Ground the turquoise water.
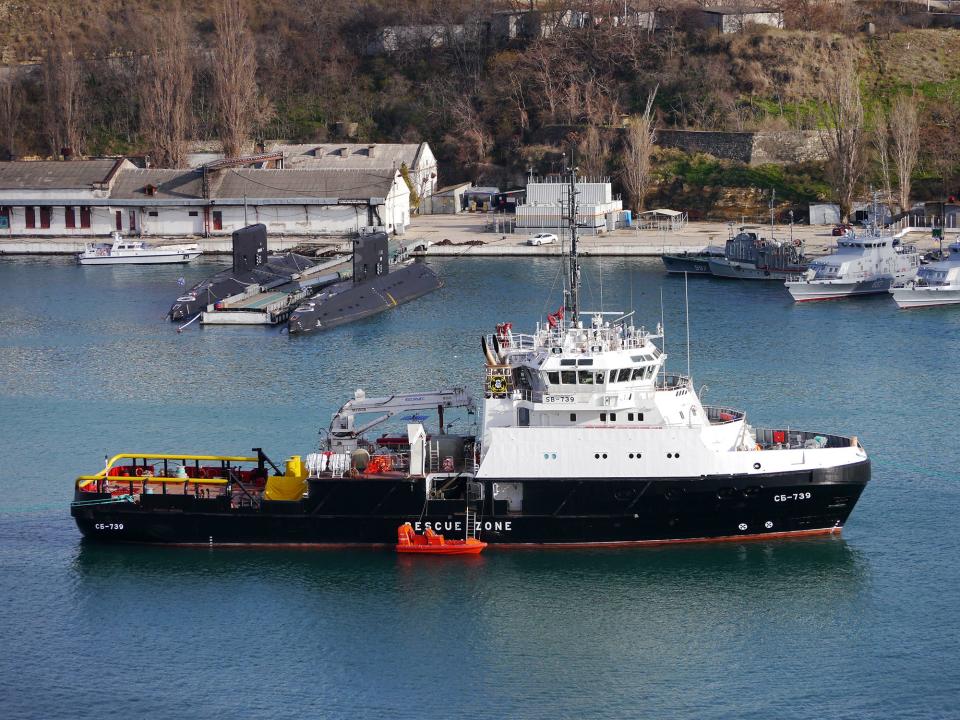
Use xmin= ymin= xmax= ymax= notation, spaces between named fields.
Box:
xmin=1 ymin=256 xmax=958 ymax=719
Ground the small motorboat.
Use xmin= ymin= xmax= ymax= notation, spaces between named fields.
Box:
xmin=396 ymin=523 xmax=487 ymax=555
xmin=78 ymin=231 xmax=202 ymax=265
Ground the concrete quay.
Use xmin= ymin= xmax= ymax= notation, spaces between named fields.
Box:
xmin=0 ymin=213 xmax=947 ymax=257
xmin=405 ymin=214 xmax=946 ymax=257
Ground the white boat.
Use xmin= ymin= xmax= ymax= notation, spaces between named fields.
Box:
xmin=785 ymin=231 xmax=919 ymax=302
xmin=78 ymin=232 xmax=202 ymax=265
xmin=890 ymin=242 xmax=960 ymax=309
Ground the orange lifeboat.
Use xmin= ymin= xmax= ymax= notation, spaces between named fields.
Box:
xmin=396 ymin=523 xmax=487 ymax=555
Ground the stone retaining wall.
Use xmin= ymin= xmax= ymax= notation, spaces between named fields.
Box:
xmin=656 ymin=129 xmax=827 ymax=165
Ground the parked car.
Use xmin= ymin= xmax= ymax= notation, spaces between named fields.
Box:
xmin=528 ymin=233 xmax=558 ymax=246
xmin=831 ymin=223 xmax=855 ymax=236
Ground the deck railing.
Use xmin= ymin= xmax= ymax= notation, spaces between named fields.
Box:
xmin=656 ymin=374 xmax=691 ymax=391
xmin=704 ymin=405 xmax=745 ymax=424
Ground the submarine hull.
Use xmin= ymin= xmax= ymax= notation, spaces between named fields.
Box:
xmin=288 ymin=261 xmax=442 ymax=334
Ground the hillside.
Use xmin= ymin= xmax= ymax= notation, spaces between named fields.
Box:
xmin=2 ymin=1 xmax=959 ymax=219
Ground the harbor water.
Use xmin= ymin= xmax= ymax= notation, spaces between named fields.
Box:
xmin=1 ymin=255 xmax=958 ymax=719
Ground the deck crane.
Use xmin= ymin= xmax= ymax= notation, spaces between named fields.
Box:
xmin=327 ymin=387 xmax=475 ymax=453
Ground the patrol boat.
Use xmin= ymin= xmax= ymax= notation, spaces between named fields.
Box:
xmin=785 ymin=231 xmax=920 ymax=301
xmin=707 ymin=229 xmax=808 ymax=280
xmin=71 ymin=169 xmax=870 ymax=547
xmin=890 ymin=241 xmax=960 ymax=309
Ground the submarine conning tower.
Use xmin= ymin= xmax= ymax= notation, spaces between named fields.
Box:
xmin=233 ymin=223 xmax=269 ymax=274
xmin=353 ymin=232 xmax=389 ymax=283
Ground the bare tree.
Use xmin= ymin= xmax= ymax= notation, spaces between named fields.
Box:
xmin=0 ymin=72 xmax=21 ymax=159
xmin=890 ymin=93 xmax=920 ymax=214
xmin=138 ymin=3 xmax=194 ymax=168
xmin=212 ymin=0 xmax=258 ymax=159
xmin=818 ymin=58 xmax=866 ymax=222
xmin=447 ymin=96 xmax=491 ymax=168
xmin=871 ymin=109 xmax=894 ymax=214
xmin=620 ymin=86 xmax=658 ymax=212
xmin=42 ymin=18 xmax=85 ymax=158
xmin=579 ymin=125 xmax=608 ymax=178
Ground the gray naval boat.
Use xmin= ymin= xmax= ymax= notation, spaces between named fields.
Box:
xmin=288 ymin=232 xmax=442 ymax=334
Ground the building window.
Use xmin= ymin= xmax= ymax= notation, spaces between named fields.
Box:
xmin=39 ymin=207 xmax=51 ymax=229
xmin=128 ymin=210 xmax=137 ymax=231
xmin=610 ymin=413 xmax=617 ymax=422
xmin=65 ymin=207 xmax=76 ymax=229
xmin=80 ymin=207 xmax=91 ymax=228
xmin=188 ymin=211 xmax=198 ymax=217
xmin=115 ymin=211 xmax=122 ymax=231
xmin=25 ymin=207 xmax=36 ymax=229
xmin=148 ymin=211 xmax=158 ymax=217
xmin=212 ymin=211 xmax=223 ymax=230
xmin=0 ymin=207 xmax=8 ymax=230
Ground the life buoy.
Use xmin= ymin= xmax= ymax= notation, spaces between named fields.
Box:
xmin=135 ymin=467 xmax=144 ymax=476
xmin=488 ymin=374 xmax=508 ymax=395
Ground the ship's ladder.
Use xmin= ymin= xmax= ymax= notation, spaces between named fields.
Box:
xmin=428 ymin=441 xmax=440 ymax=473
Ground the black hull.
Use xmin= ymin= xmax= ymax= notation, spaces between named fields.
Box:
xmin=169 ymin=252 xmax=320 ymax=320
xmin=287 ymin=261 xmax=442 ymax=334
xmin=661 ymin=254 xmax=717 ymax=274
xmin=72 ymin=461 xmax=869 ymax=547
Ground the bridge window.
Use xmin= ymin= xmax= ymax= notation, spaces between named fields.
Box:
xmin=547 ymin=371 xmax=559 ymax=384
xmin=578 ymin=370 xmax=594 ymax=385
xmin=600 ymin=413 xmax=606 ymax=422
xmin=631 ymin=367 xmax=645 ymax=380
xmin=569 ymin=413 xmax=576 ymax=422
xmin=617 ymin=368 xmax=631 ymax=382
xmin=610 ymin=413 xmax=617 ymax=422
xmin=560 ymin=370 xmax=576 ymax=384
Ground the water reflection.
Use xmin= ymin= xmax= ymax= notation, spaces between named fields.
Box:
xmin=70 ymin=535 xmax=868 ymax=601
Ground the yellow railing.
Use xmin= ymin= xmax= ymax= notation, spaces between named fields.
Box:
xmin=76 ymin=453 xmax=260 ymax=491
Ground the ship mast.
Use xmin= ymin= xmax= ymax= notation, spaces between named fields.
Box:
xmin=566 ymin=163 xmax=580 ymax=326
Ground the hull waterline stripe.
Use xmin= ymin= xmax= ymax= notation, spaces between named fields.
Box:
xmin=89 ymin=526 xmax=842 ymax=550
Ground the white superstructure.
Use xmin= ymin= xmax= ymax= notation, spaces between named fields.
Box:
xmin=477 ymin=313 xmax=865 ymax=483
xmin=785 ymin=232 xmax=919 ymax=302
xmin=890 ymin=242 xmax=960 ymax=308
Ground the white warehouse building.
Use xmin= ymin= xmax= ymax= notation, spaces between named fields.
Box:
xmin=515 ymin=177 xmax=623 ymax=235
xmin=0 ymin=160 xmax=412 ymax=238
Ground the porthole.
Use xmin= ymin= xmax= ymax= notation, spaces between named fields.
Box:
xmin=753 ymin=462 xmax=761 ymax=470
xmin=594 ymin=453 xmax=600 ymax=459
xmin=667 ymin=453 xmax=672 ymax=458
xmin=675 ymin=453 xmax=680 ymax=459
xmin=602 ymin=453 xmax=608 ymax=459
xmin=628 ymin=453 xmax=634 ymax=459
xmin=636 ymin=453 xmax=642 ymax=459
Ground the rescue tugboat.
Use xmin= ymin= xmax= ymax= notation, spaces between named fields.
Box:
xmin=71 ymin=169 xmax=870 ymax=548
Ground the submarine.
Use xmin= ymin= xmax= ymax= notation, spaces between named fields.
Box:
xmin=169 ymin=224 xmax=328 ymax=321
xmin=288 ymin=232 xmax=442 ymax=334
